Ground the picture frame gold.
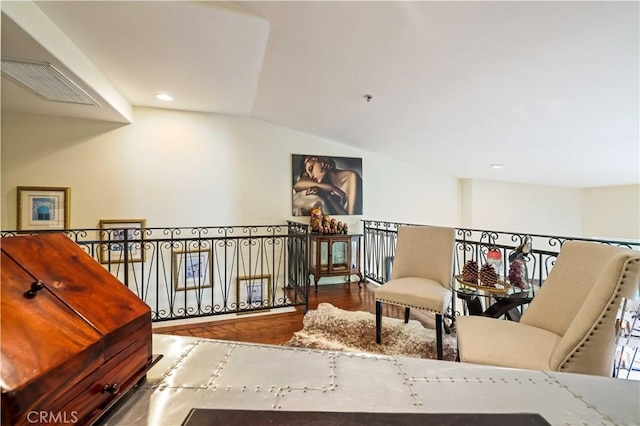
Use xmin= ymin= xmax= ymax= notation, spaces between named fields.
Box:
xmin=17 ymin=186 xmax=70 ymax=231
xmin=99 ymin=219 xmax=146 ymax=264
xmin=173 ymin=249 xmax=213 ymax=291
xmin=236 ymin=274 xmax=271 ymax=311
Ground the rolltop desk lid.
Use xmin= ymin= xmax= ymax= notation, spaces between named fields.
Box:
xmin=1 ymin=233 xmax=158 ymax=425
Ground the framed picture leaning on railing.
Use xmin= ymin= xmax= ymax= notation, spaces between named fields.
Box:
xmin=99 ymin=219 xmax=146 ymax=264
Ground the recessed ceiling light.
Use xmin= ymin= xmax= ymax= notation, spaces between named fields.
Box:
xmin=490 ymin=164 xmax=507 ymax=169
xmin=156 ymin=93 xmax=173 ymax=101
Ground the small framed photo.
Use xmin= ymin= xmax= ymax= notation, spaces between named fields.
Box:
xmin=173 ymin=249 xmax=213 ymax=291
xmin=99 ymin=219 xmax=146 ymax=264
xmin=17 ymin=186 xmax=70 ymax=231
xmin=236 ymin=275 xmax=271 ymax=310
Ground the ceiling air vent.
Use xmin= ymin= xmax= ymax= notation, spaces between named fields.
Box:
xmin=1 ymin=58 xmax=100 ymax=106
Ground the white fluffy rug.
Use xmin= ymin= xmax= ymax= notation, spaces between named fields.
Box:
xmin=284 ymin=303 xmax=457 ymax=361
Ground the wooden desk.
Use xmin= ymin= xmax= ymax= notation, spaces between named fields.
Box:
xmin=1 ymin=233 xmax=159 ymax=425
xmin=308 ymin=233 xmax=364 ymax=292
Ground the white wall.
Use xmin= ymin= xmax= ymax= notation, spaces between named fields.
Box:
xmin=1 ymin=107 xmax=461 ymax=230
xmin=582 ymin=185 xmax=640 ymax=240
xmin=3 ymin=108 xmax=637 ymax=241
xmin=460 ymin=179 xmax=583 ymax=237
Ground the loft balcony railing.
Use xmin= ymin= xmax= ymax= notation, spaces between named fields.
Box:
xmin=362 ymin=220 xmax=640 ymax=316
xmin=3 ymin=219 xmax=638 ymax=325
xmin=1 ymin=223 xmax=309 ymax=322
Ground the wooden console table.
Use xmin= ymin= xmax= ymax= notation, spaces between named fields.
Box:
xmin=308 ymin=233 xmax=364 ymax=292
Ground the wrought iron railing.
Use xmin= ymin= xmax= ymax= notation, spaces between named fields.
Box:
xmin=363 ymin=220 xmax=640 ymax=316
xmin=287 ymin=221 xmax=310 ymax=307
xmin=4 ymin=218 xmax=636 ymax=325
xmin=1 ymin=224 xmax=309 ymax=321
xmin=363 ymin=220 xmax=639 ymax=284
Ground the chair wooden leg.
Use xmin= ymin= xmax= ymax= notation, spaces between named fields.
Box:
xmin=376 ymin=301 xmax=382 ymax=344
xmin=404 ymin=307 xmax=410 ymax=323
xmin=435 ymin=313 xmax=444 ymax=360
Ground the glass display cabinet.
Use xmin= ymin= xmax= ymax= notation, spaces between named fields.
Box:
xmin=308 ymin=234 xmax=364 ymax=292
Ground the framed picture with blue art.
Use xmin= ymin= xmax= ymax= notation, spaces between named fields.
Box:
xmin=173 ymin=248 xmax=213 ymax=291
xmin=236 ymin=274 xmax=271 ymax=311
xmin=17 ymin=186 xmax=70 ymax=231
xmin=99 ymin=219 xmax=146 ymax=264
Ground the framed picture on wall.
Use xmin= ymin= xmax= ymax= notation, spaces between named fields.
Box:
xmin=17 ymin=186 xmax=70 ymax=231
xmin=173 ymin=249 xmax=213 ymax=291
xmin=291 ymin=154 xmax=363 ymax=216
xmin=236 ymin=275 xmax=271 ymax=310
xmin=99 ymin=219 xmax=146 ymax=264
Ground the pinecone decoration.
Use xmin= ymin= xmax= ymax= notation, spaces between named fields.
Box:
xmin=462 ymin=260 xmax=479 ymax=283
xmin=479 ymin=263 xmax=498 ymax=287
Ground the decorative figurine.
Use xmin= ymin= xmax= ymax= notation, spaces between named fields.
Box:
xmin=508 ymin=260 xmax=529 ymax=289
xmin=508 ymin=236 xmax=532 ymax=289
xmin=322 ymin=214 xmax=331 ymax=231
xmin=486 ymin=247 xmax=503 ymax=276
xmin=509 ymin=236 xmax=532 ymax=263
xmin=310 ymin=207 xmax=323 ymax=233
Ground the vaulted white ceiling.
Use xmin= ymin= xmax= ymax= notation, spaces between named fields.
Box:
xmin=2 ymin=1 xmax=638 ymax=188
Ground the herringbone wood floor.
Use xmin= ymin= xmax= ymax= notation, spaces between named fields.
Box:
xmin=154 ymin=282 xmax=437 ymax=345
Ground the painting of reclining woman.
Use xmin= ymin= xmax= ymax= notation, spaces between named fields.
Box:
xmin=292 ymin=154 xmax=363 ymax=216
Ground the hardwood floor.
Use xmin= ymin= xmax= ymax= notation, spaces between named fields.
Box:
xmin=154 ymin=282 xmax=437 ymax=345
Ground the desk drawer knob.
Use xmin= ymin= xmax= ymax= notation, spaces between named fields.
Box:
xmin=23 ymin=280 xmax=45 ymax=299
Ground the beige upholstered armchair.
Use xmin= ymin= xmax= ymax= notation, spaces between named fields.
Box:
xmin=375 ymin=225 xmax=455 ymax=360
xmin=457 ymin=241 xmax=640 ymax=376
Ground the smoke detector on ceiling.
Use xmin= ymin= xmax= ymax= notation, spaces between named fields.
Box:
xmin=1 ymin=58 xmax=100 ymax=106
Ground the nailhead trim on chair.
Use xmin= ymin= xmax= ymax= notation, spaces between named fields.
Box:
xmin=374 ymin=298 xmax=444 ymax=314
xmin=558 ymin=256 xmax=638 ymax=373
